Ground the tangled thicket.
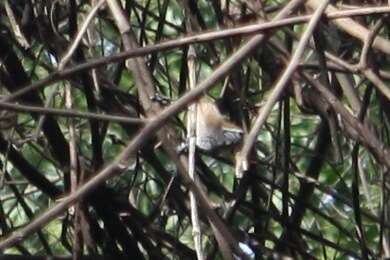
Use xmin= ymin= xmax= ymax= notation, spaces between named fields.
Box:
xmin=0 ymin=0 xmax=390 ymax=259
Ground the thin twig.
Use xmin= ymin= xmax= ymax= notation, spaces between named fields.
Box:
xmin=355 ymin=19 xmax=390 ymax=101
xmin=58 ymin=0 xmax=106 ymax=70
xmin=0 ymin=101 xmax=145 ymax=125
xmin=184 ymin=2 xmax=204 ymax=258
xmin=4 ymin=0 xmax=30 ymax=48
xmin=85 ymin=4 xmax=102 ymax=100
xmin=187 ymin=45 xmax=204 ymax=260
xmin=65 ymin=81 xmax=83 ymax=260
xmin=358 ymin=19 xmax=385 ymax=69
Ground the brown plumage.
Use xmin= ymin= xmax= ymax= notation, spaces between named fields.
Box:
xmin=196 ymin=99 xmax=243 ymax=151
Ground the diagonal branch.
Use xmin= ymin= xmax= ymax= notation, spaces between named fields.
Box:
xmin=237 ymin=0 xmax=330 ymax=175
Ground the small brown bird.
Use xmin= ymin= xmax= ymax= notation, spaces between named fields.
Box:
xmin=196 ymin=98 xmax=243 ymax=151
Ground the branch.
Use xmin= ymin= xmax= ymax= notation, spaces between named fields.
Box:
xmin=0 ymin=101 xmax=145 ymax=125
xmin=58 ymin=0 xmax=106 ymax=70
xmin=187 ymin=44 xmax=204 ymax=260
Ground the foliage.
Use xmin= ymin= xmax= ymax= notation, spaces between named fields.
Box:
xmin=0 ymin=0 xmax=389 ymax=259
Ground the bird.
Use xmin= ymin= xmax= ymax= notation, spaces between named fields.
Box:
xmin=195 ymin=98 xmax=243 ymax=151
